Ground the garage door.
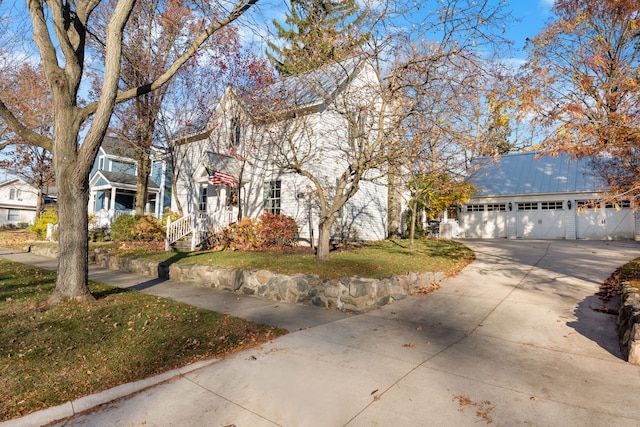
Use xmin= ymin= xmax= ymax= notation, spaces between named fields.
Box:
xmin=575 ymin=201 xmax=635 ymax=239
xmin=462 ymin=204 xmax=507 ymax=238
xmin=516 ymin=201 xmax=565 ymax=239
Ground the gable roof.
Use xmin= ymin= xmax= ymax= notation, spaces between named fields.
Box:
xmin=466 ymin=152 xmax=607 ymax=197
xmin=101 ymin=136 xmax=138 ymax=159
xmin=258 ymin=56 xmax=365 ymax=110
xmin=0 ymin=178 xmax=26 ymax=189
xmin=93 ymin=171 xmax=159 ymax=190
xmin=173 ymin=56 xmax=374 ymax=142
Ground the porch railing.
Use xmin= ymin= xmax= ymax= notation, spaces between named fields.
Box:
xmin=165 ymin=209 xmax=237 ymax=251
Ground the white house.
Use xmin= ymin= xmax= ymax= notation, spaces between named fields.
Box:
xmin=168 ymin=57 xmax=396 ymax=249
xmin=0 ymin=178 xmax=45 ymax=227
xmin=88 ymin=136 xmax=172 ymax=228
xmin=459 ymin=151 xmax=640 ymax=240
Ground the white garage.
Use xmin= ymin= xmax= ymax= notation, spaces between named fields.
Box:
xmin=459 ymin=152 xmax=640 ymax=241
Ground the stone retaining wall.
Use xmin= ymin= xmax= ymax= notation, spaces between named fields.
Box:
xmin=29 ymin=245 xmax=443 ymax=313
xmin=25 ymin=244 xmax=640 ymax=359
xmin=617 ymin=283 xmax=640 ymax=365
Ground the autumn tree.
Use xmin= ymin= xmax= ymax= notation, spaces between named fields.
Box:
xmin=0 ymin=0 xmax=259 ymax=303
xmin=266 ymin=0 xmax=370 ymax=75
xmin=159 ymin=46 xmax=274 ymax=217
xmin=405 ymin=173 xmax=474 ymax=248
xmin=254 ymin=0 xmax=511 ymax=260
xmin=0 ymin=63 xmax=55 ymax=217
xmin=88 ymin=0 xmax=240 ymax=217
xmin=522 ymin=0 xmax=640 ymax=204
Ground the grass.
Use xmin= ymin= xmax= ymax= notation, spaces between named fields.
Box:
xmin=0 ymin=231 xmax=474 ymax=280
xmin=0 ymin=260 xmax=286 ymax=422
xmin=618 ymin=256 xmax=640 ymax=291
xmin=126 ymin=239 xmax=475 ymax=279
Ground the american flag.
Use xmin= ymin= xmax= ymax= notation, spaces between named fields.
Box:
xmin=209 ymin=170 xmax=236 ymax=186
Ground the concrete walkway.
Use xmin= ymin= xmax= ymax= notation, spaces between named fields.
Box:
xmin=2 ymin=240 xmax=640 ymax=426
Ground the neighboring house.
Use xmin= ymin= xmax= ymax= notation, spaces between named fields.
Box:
xmin=459 ymin=151 xmax=640 ymax=240
xmin=88 ymin=136 xmax=171 ymax=228
xmin=0 ymin=178 xmax=52 ymax=227
xmin=168 ymin=57 xmax=397 ymax=249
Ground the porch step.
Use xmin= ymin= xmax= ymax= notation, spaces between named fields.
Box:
xmin=169 ymin=235 xmax=193 ymax=252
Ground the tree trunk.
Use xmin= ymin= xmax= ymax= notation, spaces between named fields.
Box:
xmin=387 ymin=163 xmax=403 ymax=238
xmin=135 ymin=148 xmax=151 ymax=216
xmin=35 ymin=186 xmax=44 ymax=218
xmin=409 ymin=199 xmax=417 ymax=250
xmin=315 ymin=217 xmax=334 ymax=261
xmin=48 ymin=168 xmax=93 ymax=304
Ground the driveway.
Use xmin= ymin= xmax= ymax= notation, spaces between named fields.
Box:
xmin=31 ymin=240 xmax=640 ymax=425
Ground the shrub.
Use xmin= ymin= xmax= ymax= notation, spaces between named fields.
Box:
xmin=111 ymin=215 xmax=166 ymax=242
xmin=110 ymin=215 xmax=138 ymax=241
xmin=256 ymin=213 xmax=298 ymax=247
xmin=132 ymin=215 xmax=165 ymax=241
xmin=28 ymin=208 xmax=58 ymax=240
xmin=203 ymin=214 xmax=298 ymax=251
xmin=162 ymin=210 xmax=181 ymax=226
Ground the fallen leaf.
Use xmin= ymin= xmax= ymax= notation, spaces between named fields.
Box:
xmin=416 ymin=326 xmax=422 ymax=331
xmin=403 ymin=343 xmax=416 ymax=348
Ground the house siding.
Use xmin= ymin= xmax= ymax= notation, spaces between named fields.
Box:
xmin=172 ymin=60 xmax=393 ymax=244
xmin=0 ymin=179 xmax=40 ymax=226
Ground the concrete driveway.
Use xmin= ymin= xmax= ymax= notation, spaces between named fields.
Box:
xmin=12 ymin=239 xmax=640 ymax=426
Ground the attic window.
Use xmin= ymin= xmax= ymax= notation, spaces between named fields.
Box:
xmin=9 ymin=189 xmax=21 ymax=200
xmin=230 ymin=117 xmax=241 ymax=148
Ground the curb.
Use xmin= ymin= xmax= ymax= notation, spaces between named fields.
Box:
xmin=0 ymin=359 xmax=219 ymax=427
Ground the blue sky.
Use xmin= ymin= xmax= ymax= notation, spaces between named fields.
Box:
xmin=504 ymin=0 xmax=555 ymax=58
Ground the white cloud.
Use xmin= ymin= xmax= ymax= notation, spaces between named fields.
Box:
xmin=539 ymin=0 xmax=555 ymax=11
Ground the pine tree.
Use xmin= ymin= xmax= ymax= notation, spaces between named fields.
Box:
xmin=266 ymin=0 xmax=369 ymax=76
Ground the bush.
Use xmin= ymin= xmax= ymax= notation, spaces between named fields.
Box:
xmin=132 ymin=215 xmax=165 ymax=241
xmin=257 ymin=213 xmax=298 ymax=247
xmin=28 ymin=208 xmax=58 ymax=240
xmin=111 ymin=214 xmax=165 ymax=242
xmin=110 ymin=215 xmax=138 ymax=241
xmin=204 ymin=214 xmax=298 ymax=251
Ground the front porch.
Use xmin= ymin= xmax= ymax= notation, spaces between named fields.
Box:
xmin=89 ymin=170 xmax=161 ymax=228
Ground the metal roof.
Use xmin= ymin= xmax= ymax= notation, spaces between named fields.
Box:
xmin=466 ymin=152 xmax=607 ymax=197
xmin=260 ymin=56 xmax=363 ymax=109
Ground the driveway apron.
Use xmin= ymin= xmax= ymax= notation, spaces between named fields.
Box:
xmin=6 ymin=240 xmax=640 ymax=427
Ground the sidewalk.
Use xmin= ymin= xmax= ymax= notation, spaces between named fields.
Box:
xmin=0 ymin=247 xmax=348 ymax=332
xmin=2 ymin=240 xmax=640 ymax=426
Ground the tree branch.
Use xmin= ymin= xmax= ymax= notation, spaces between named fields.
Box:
xmin=79 ymin=0 xmax=259 ymax=119
xmin=0 ymin=99 xmax=52 ymax=151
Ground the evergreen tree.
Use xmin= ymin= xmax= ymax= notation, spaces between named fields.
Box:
xmin=266 ymin=0 xmax=369 ymax=75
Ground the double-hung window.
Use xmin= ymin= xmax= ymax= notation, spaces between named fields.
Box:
xmin=263 ymin=181 xmax=281 ymax=214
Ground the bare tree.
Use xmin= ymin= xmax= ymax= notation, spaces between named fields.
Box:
xmin=0 ymin=0 xmax=259 ymax=303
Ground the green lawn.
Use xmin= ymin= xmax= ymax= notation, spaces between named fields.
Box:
xmin=126 ymin=239 xmax=475 ymax=279
xmin=0 ymin=260 xmax=285 ymax=422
